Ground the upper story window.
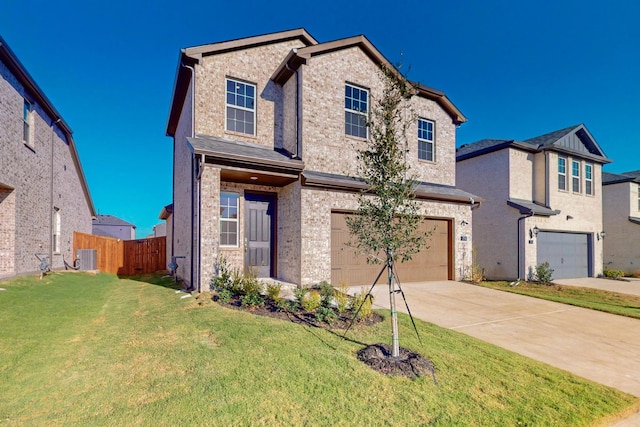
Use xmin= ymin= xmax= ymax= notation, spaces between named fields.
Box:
xmin=220 ymin=192 xmax=239 ymax=247
xmin=345 ymin=84 xmax=368 ymax=138
xmin=418 ymin=118 xmax=435 ymax=161
xmin=572 ymin=160 xmax=581 ymax=193
xmin=23 ymin=99 xmax=33 ymax=146
xmin=226 ymin=78 xmax=255 ymax=135
xmin=558 ymin=157 xmax=567 ymax=190
xmin=585 ymin=163 xmax=594 ymax=195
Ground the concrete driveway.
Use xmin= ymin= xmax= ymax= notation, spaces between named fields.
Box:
xmin=356 ymin=280 xmax=640 ymax=399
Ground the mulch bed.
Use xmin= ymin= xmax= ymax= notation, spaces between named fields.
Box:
xmin=212 ymin=293 xmax=437 ymax=380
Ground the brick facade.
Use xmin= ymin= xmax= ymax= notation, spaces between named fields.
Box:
xmin=0 ymin=39 xmax=94 ymax=278
xmin=166 ymin=30 xmax=475 ymax=291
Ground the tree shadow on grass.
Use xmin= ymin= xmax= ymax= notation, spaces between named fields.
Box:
xmin=117 ymin=272 xmax=183 ymax=290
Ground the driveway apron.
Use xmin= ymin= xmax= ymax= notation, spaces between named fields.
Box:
xmin=357 ymin=280 xmax=640 ymax=398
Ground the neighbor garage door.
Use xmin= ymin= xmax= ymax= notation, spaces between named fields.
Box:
xmin=331 ymin=212 xmax=451 ymax=286
xmin=536 ymin=231 xmax=590 ymax=279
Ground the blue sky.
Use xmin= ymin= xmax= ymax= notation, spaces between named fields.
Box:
xmin=2 ymin=0 xmax=638 ymax=237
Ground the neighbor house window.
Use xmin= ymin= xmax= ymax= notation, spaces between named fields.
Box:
xmin=226 ymin=78 xmax=255 ymax=135
xmin=52 ymin=208 xmax=61 ymax=253
xmin=345 ymin=84 xmax=368 ymax=138
xmin=220 ymin=192 xmax=239 ymax=246
xmin=23 ymin=99 xmax=32 ymax=146
xmin=558 ymin=157 xmax=567 ymax=190
xmin=572 ymin=160 xmax=581 ymax=193
xmin=585 ymin=163 xmax=593 ymax=195
xmin=418 ymin=118 xmax=435 ymax=161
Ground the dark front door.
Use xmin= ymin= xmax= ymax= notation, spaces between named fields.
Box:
xmin=244 ymin=193 xmax=275 ymax=278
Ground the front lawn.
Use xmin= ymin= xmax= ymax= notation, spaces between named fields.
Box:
xmin=0 ymin=272 xmax=637 ymax=426
xmin=478 ymin=280 xmax=640 ymax=319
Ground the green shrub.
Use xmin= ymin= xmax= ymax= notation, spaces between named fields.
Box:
xmin=534 ymin=262 xmax=554 ymax=285
xmin=318 ymin=281 xmax=334 ymax=308
xmin=335 ymin=282 xmax=350 ymax=314
xmin=301 ymin=291 xmax=321 ymax=312
xmin=603 ymin=268 xmax=624 ymax=280
xmin=266 ymin=282 xmax=282 ymax=303
xmin=211 ymin=255 xmax=233 ymax=291
xmin=217 ymin=288 xmax=233 ymax=304
xmin=292 ymin=287 xmax=308 ymax=310
xmin=241 ymin=271 xmax=262 ymax=296
xmin=352 ymin=288 xmax=374 ymax=320
xmin=241 ymin=292 xmax=264 ymax=308
xmin=316 ymin=306 xmax=338 ymax=324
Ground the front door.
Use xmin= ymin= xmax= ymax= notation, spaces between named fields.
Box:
xmin=244 ymin=193 xmax=275 ymax=278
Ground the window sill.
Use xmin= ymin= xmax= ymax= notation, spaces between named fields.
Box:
xmin=418 ymin=158 xmax=436 ymax=165
xmin=23 ymin=141 xmax=36 ymax=153
xmin=345 ymin=134 xmax=368 ymax=142
xmin=225 ymin=130 xmax=257 ymax=140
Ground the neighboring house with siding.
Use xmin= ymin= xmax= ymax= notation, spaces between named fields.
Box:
xmin=456 ymin=124 xmax=610 ymax=280
xmin=602 ymin=170 xmax=640 ymax=275
xmin=0 ymin=35 xmax=95 ymax=278
xmin=92 ymin=214 xmax=136 ymax=240
xmin=166 ymin=28 xmax=479 ymax=292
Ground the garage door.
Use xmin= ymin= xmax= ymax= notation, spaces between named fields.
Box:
xmin=331 ymin=212 xmax=451 ymax=286
xmin=536 ymin=232 xmax=590 ymax=279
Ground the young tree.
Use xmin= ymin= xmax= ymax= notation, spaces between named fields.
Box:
xmin=346 ymin=66 xmax=429 ymax=358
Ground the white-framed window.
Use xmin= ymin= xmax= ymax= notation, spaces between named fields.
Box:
xmin=572 ymin=160 xmax=581 ymax=193
xmin=418 ymin=118 xmax=435 ymax=161
xmin=585 ymin=163 xmax=594 ymax=195
xmin=53 ymin=208 xmax=61 ymax=253
xmin=637 ymin=184 xmax=640 ymax=212
xmin=23 ymin=99 xmax=33 ymax=146
xmin=558 ymin=156 xmax=567 ymax=190
xmin=344 ymin=84 xmax=368 ymax=138
xmin=226 ymin=78 xmax=256 ymax=135
xmin=220 ymin=192 xmax=239 ymax=246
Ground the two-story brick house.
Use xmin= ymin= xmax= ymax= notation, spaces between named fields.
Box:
xmin=166 ymin=29 xmax=479 ymax=291
xmin=456 ymin=124 xmax=610 ymax=280
xmin=602 ymin=170 xmax=640 ymax=275
xmin=0 ymin=36 xmax=95 ymax=278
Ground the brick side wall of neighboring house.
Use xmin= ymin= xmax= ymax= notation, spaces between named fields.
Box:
xmin=195 ymin=39 xmax=307 ymax=148
xmin=456 ymin=149 xmax=517 ymax=279
xmin=603 ymin=182 xmax=639 ymax=274
xmin=172 ymin=78 xmax=194 ymax=286
xmin=0 ymin=59 xmax=91 ymax=277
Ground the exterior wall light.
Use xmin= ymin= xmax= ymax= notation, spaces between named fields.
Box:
xmin=533 ymin=226 xmax=539 ymax=236
xmin=600 ymin=231 xmax=606 ymax=239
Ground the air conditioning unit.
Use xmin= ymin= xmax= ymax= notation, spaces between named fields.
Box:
xmin=77 ymin=249 xmax=97 ymax=271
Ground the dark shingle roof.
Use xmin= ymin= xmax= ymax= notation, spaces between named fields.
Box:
xmin=92 ymin=214 xmax=135 ymax=228
xmin=506 ymin=198 xmax=560 ymax=217
xmin=603 ymin=171 xmax=640 ymax=185
xmin=522 ymin=125 xmax=580 ymax=147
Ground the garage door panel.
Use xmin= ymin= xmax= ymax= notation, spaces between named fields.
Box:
xmin=331 ymin=213 xmax=450 ymax=285
xmin=537 ymin=232 xmax=590 ymax=280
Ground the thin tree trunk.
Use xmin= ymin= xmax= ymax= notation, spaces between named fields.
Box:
xmin=388 ymin=251 xmax=400 ymax=358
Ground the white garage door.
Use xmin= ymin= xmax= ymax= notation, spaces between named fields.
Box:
xmin=536 ymin=232 xmax=590 ymax=279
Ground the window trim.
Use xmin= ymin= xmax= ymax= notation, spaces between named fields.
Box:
xmin=572 ymin=160 xmax=581 ymax=193
xmin=584 ymin=163 xmax=594 ymax=196
xmin=344 ymin=83 xmax=369 ymax=139
xmin=220 ymin=192 xmax=239 ymax=247
xmin=637 ymin=184 xmax=640 ymax=212
xmin=417 ymin=118 xmax=435 ymax=162
xmin=23 ymin=98 xmax=33 ymax=147
xmin=558 ymin=156 xmax=567 ymax=191
xmin=225 ymin=77 xmax=256 ymax=136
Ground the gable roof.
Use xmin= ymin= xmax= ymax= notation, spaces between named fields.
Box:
xmin=457 ymin=124 xmax=611 ymax=164
xmin=0 ymin=35 xmax=96 ymax=217
xmin=270 ymin=34 xmax=466 ymax=125
xmin=92 ymin=214 xmax=136 ymax=228
xmin=166 ymin=29 xmax=317 ymax=137
xmin=602 ymin=171 xmax=640 ymax=185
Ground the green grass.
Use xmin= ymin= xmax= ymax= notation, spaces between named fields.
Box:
xmin=0 ymin=272 xmax=637 ymax=426
xmin=478 ymin=280 xmax=640 ymax=319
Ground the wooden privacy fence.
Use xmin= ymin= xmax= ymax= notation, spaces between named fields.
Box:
xmin=73 ymin=232 xmax=167 ymax=275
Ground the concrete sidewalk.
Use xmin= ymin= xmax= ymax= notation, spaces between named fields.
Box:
xmin=351 ymin=280 xmax=640 ymax=424
xmin=554 ymin=277 xmax=640 ymax=297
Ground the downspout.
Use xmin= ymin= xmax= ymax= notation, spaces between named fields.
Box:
xmin=285 ymin=56 xmax=301 ymax=160
xmin=181 ymin=61 xmax=196 ymax=290
xmin=517 ymin=211 xmax=534 ymax=279
xmin=195 ymin=156 xmax=203 ymax=292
